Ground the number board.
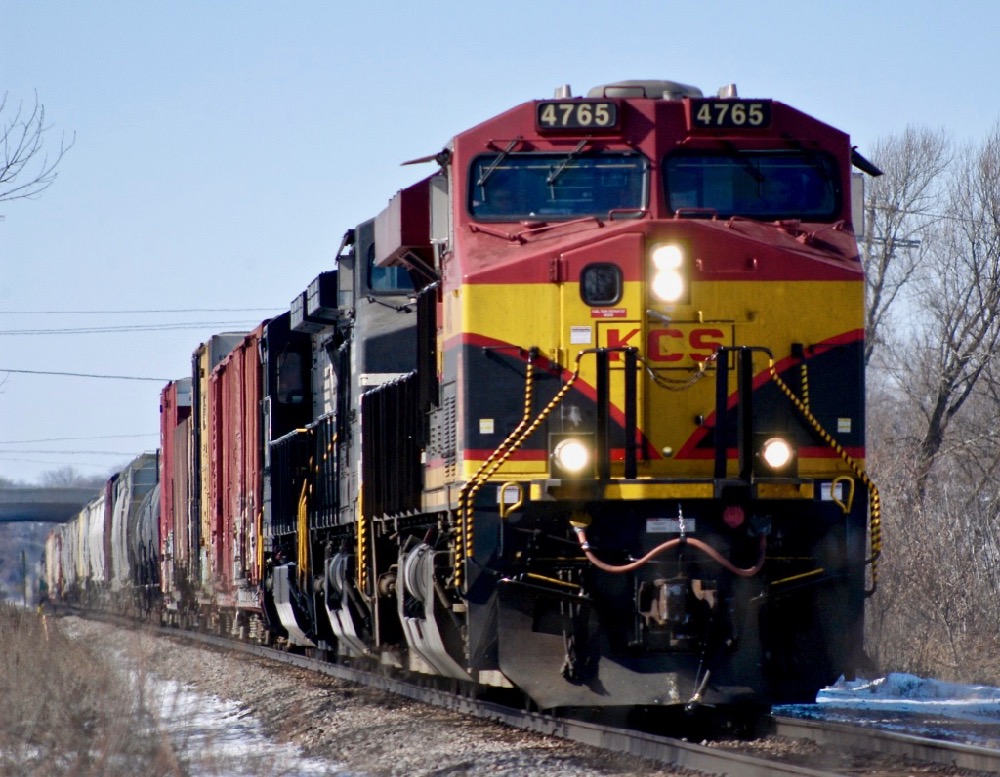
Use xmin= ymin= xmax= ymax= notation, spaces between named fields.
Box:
xmin=537 ymin=100 xmax=618 ymax=130
xmin=690 ymin=99 xmax=772 ymax=129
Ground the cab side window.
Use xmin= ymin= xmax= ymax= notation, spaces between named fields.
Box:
xmin=367 ymin=243 xmax=414 ymax=293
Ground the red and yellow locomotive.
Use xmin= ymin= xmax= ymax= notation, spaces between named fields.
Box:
xmin=316 ymin=78 xmax=880 ymax=711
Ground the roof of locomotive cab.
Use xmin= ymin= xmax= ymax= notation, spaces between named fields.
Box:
xmin=443 ymin=84 xmax=857 ymax=257
xmin=449 ymin=80 xmax=852 ymax=159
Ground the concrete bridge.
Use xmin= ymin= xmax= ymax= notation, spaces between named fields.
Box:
xmin=0 ymin=487 xmax=96 ymax=522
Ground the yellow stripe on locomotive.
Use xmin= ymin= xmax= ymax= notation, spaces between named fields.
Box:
xmin=453 ymin=273 xmax=865 ymax=485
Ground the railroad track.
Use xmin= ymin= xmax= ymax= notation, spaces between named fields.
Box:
xmin=129 ymin=618 xmax=998 ymax=777
xmin=60 ymin=608 xmax=1000 ymax=775
xmin=773 ymin=716 xmax=1000 ymax=774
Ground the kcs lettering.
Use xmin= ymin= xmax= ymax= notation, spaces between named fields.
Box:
xmin=604 ymin=326 xmax=725 ymax=363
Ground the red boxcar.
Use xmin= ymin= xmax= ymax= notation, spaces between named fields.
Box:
xmin=159 ymin=378 xmax=193 ymax=620
xmin=207 ymin=324 xmax=266 ymax=622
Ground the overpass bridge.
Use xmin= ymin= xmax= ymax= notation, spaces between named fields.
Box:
xmin=0 ymin=487 xmax=97 ymax=523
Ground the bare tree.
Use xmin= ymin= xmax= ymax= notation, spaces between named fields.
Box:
xmin=38 ymin=466 xmax=105 ymax=489
xmin=862 ymin=127 xmax=952 ymax=365
xmin=902 ymin=124 xmax=1000 ymax=496
xmin=866 ymin=125 xmax=1000 ymax=682
xmin=0 ymin=91 xmax=74 ymax=209
xmin=867 ymin=382 xmax=1000 ymax=682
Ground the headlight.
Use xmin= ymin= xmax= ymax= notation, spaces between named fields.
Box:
xmin=649 ymin=243 xmax=686 ymax=303
xmin=552 ymin=437 xmax=591 ymax=475
xmin=651 ymin=244 xmax=684 ymax=270
xmin=761 ymin=437 xmax=794 ymax=470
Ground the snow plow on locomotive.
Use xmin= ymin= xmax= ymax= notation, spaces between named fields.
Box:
xmin=47 ymin=78 xmax=881 ymax=719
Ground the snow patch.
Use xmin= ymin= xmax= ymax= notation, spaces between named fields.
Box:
xmin=815 ymin=673 xmax=1000 ymax=723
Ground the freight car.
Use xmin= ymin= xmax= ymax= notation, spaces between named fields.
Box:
xmin=45 ymin=452 xmax=159 ymax=616
xmin=48 ymin=78 xmax=882 ymax=720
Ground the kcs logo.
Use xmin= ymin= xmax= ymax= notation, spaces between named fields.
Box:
xmin=604 ymin=325 xmax=727 ymax=364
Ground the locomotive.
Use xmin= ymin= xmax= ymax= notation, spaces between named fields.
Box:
xmin=47 ymin=78 xmax=881 ymax=716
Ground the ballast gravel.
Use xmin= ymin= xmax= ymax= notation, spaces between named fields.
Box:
xmin=60 ymin=616 xmax=989 ymax=776
xmin=60 ymin=616 xmax=708 ymax=776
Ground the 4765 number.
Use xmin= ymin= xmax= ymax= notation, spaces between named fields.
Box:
xmin=691 ymin=99 xmax=772 ymax=129
xmin=537 ymin=101 xmax=618 ymax=130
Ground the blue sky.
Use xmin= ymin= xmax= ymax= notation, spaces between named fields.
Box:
xmin=2 ymin=1 xmax=998 ymax=483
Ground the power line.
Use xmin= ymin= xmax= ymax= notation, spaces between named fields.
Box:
xmin=0 ymin=321 xmax=259 ymax=335
xmin=0 ymin=449 xmax=145 ymax=455
xmin=867 ymin=202 xmax=987 ymax=226
xmin=0 ymin=455 xmax=120 ymax=471
xmin=0 ymin=307 xmax=278 ymax=315
xmin=1 ymin=368 xmax=171 ymax=381
xmin=0 ymin=434 xmax=157 ymax=444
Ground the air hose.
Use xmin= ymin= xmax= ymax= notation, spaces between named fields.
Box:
xmin=570 ymin=520 xmax=767 ymax=578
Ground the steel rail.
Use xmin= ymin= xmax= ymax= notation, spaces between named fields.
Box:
xmin=167 ymin=626 xmax=845 ymax=777
xmin=774 ymin=716 xmax=1000 ymax=774
xmin=71 ymin=611 xmax=1000 ymax=775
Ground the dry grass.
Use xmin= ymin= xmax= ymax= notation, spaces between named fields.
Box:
xmin=0 ymin=604 xmax=183 ymax=776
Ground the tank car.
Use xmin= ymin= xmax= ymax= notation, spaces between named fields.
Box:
xmin=108 ymin=452 xmax=159 ymax=614
xmin=45 ymin=452 xmax=160 ymax=615
xmin=262 ymin=78 xmax=881 ymax=713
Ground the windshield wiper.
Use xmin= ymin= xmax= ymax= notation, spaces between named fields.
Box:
xmin=546 ymin=140 xmax=589 ymax=185
xmin=724 ymin=141 xmax=764 ymax=184
xmin=477 ymin=138 xmax=521 ymax=187
xmin=785 ymin=139 xmax=834 ymax=181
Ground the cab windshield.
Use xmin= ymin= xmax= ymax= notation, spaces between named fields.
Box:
xmin=469 ymin=152 xmax=647 ymax=221
xmin=664 ymin=151 xmax=839 ymax=221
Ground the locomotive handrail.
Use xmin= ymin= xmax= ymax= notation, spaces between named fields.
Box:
xmin=468 ymin=215 xmax=607 ymax=243
xmin=455 ymin=348 xmax=543 ymax=589
xmin=672 ymin=207 xmax=719 ymax=220
xmin=711 ymin=346 xmax=774 ymax=481
xmin=297 ymin=471 xmax=310 ymax=589
xmin=498 ymin=482 xmax=524 ymax=520
xmin=467 ymin=223 xmax=521 ymax=240
xmin=768 ymin=358 xmax=882 ymax=596
xmin=456 ymin=346 xmax=632 ymax=589
xmin=607 ymin=206 xmax=647 ymax=220
xmin=510 ymin=215 xmax=603 ymax=242
xmin=831 ymin=475 xmax=856 ymax=515
xmin=794 ymin=219 xmax=848 ymax=245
